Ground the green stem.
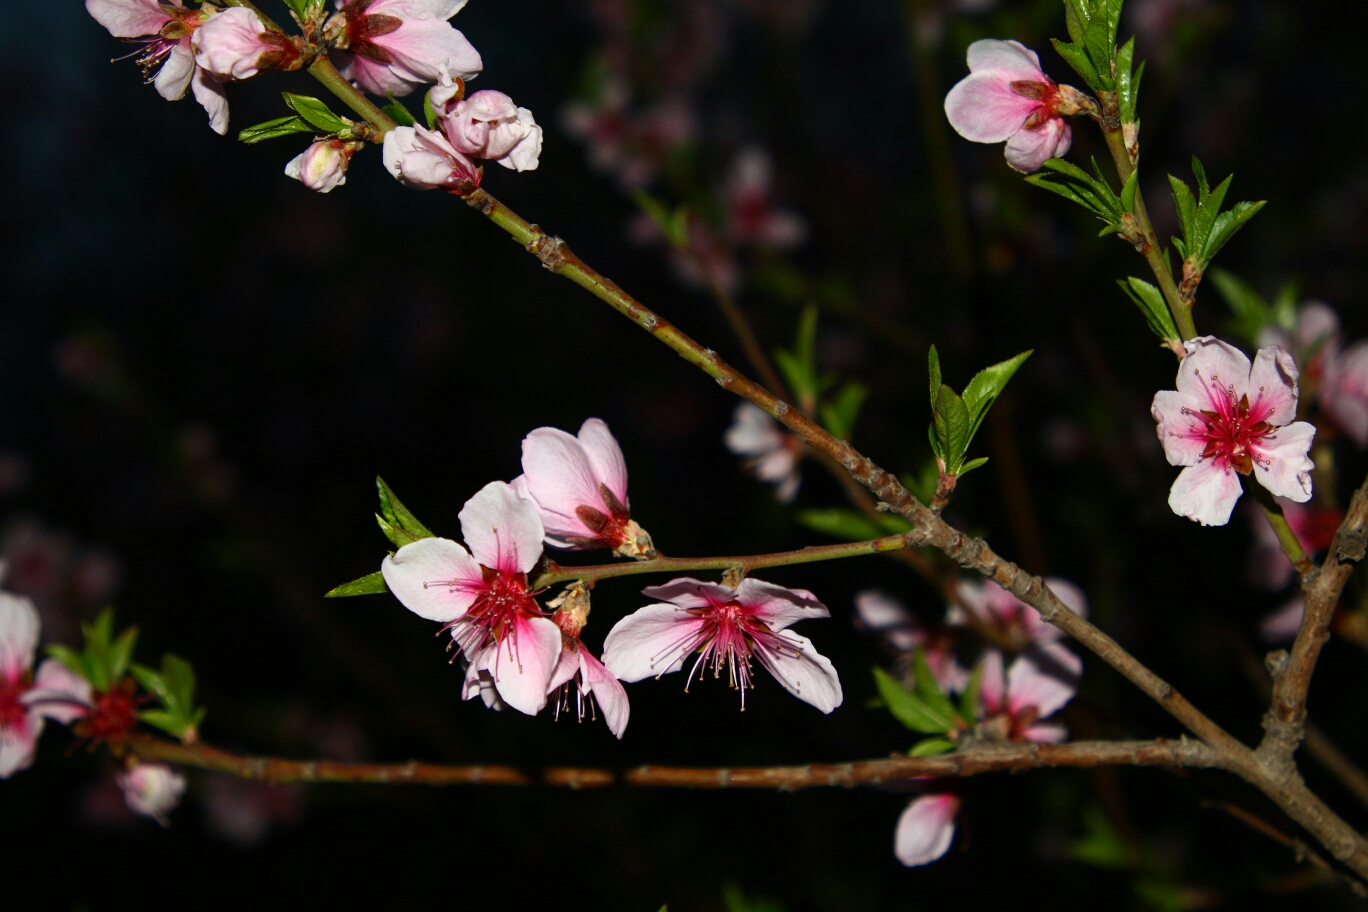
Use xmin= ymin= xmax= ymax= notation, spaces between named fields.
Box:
xmin=530 ymin=533 xmax=913 ymax=589
xmin=308 ymin=56 xmax=397 ymax=134
xmin=1101 ymin=128 xmax=1196 ymax=341
xmin=1251 ymin=485 xmax=1315 ymax=580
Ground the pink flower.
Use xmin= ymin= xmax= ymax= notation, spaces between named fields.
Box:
xmin=84 ymin=0 xmax=228 ymax=134
xmin=853 ymin=590 xmax=967 ymax=691
xmin=724 ymin=403 xmax=801 ymax=503
xmin=381 ymin=481 xmax=562 ymax=715
xmin=439 ymin=89 xmax=543 ymax=172
xmin=515 ymin=418 xmax=654 ymax=558
xmin=1257 ymin=302 xmax=1340 ymax=380
xmin=334 ymin=0 xmax=482 ymax=98
xmin=975 ymin=645 xmax=1081 ymax=744
xmin=1152 ymin=337 xmax=1316 ymax=527
xmin=602 ymin=577 xmax=842 ymax=713
xmin=944 ymin=39 xmax=1084 ymax=173
xmin=725 ymin=148 xmax=806 ymax=249
xmin=1246 ymin=498 xmax=1341 ymax=591
xmin=204 ymin=775 xmax=304 ymax=846
xmin=192 ymin=7 xmax=297 ymax=81
xmin=0 ymin=576 xmax=92 ymax=778
xmin=382 ymin=125 xmax=480 ymax=191
xmin=547 ymin=637 xmax=630 ymax=739
xmin=1322 ymin=340 xmax=1368 ymax=448
xmin=1260 ymin=597 xmax=1305 ymax=643
xmin=286 ymin=140 xmax=361 ymax=194
xmin=117 ymin=762 xmax=186 ymax=826
xmin=948 ymin=577 xmax=1087 ymax=647
xmin=895 ymin=792 xmax=962 ymax=867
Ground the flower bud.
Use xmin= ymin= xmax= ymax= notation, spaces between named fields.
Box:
xmin=285 ymin=140 xmax=360 ymax=194
xmin=441 ymin=90 xmax=543 ymax=172
xmin=117 ymin=762 xmax=187 ymax=826
xmin=193 ymin=7 xmax=297 ymax=81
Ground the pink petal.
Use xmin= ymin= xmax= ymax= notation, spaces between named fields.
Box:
xmin=1022 ymin=578 xmax=1088 ymax=644
xmin=0 ymin=721 xmax=40 ymax=779
xmin=25 ymin=659 xmax=93 ymax=724
xmin=85 ymin=0 xmax=169 ymax=38
xmin=1178 ymin=337 xmax=1253 ymax=405
xmin=1168 ymin=459 xmax=1243 ymax=526
xmin=1252 ymin=421 xmax=1316 ymax=503
xmin=1003 ymin=118 xmax=1070 ymax=173
xmin=579 ymin=650 xmax=630 ymax=739
xmin=339 ymin=52 xmax=414 ymax=97
xmin=154 ymin=41 xmax=195 ymax=101
xmin=577 ymin=419 xmax=629 ymax=508
xmin=521 ymin=427 xmax=606 ymax=544
xmin=977 ymin=649 xmax=1006 ymax=715
xmin=602 ymin=603 xmax=705 ymax=682
xmin=1021 ymin=723 xmax=1069 ymax=743
xmin=894 ymin=793 xmax=961 ymax=867
xmin=0 ymin=591 xmax=39 ymax=681
xmin=1297 ymin=303 xmax=1340 ymax=351
xmin=1247 ymin=346 xmax=1300 ymax=427
xmin=1261 ymin=597 xmax=1305 ymax=643
xmin=639 ymin=577 xmax=735 ymax=610
xmin=373 ymin=19 xmax=482 ymax=86
xmin=1007 ymin=644 xmax=1081 ymax=720
xmin=546 ymin=644 xmax=581 ymax=693
xmin=381 ymin=536 xmax=483 ymax=623
xmin=496 ymin=109 xmax=542 ymax=172
xmin=458 ymin=481 xmax=545 ymax=575
xmin=944 ymin=71 xmax=1039 ymax=143
xmin=191 ymin=65 xmax=229 ymax=135
xmin=755 ymin=630 xmax=843 ymax=713
xmin=369 ymin=0 xmax=467 ymax=18
xmin=854 ymin=590 xmax=922 ymax=651
xmin=1324 ymin=342 xmax=1368 ymax=447
xmin=735 ymin=578 xmax=829 ymax=631
xmin=965 ymin=38 xmax=1045 ymax=80
xmin=479 ymin=615 xmax=562 ymax=715
xmin=1151 ymin=389 xmax=1209 ymax=467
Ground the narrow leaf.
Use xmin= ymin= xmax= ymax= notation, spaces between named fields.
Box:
xmin=873 ymin=668 xmax=955 ymax=734
xmin=959 ymin=661 xmax=985 ymax=725
xmin=282 ymin=93 xmax=348 ymax=133
xmin=381 ymin=101 xmax=416 ymax=128
xmin=325 ymin=570 xmax=390 ymax=598
xmin=1118 ymin=277 xmax=1179 ymax=341
xmin=957 ymin=456 xmax=989 ymax=476
xmin=238 ymin=115 xmax=315 ymax=144
xmin=927 ymin=345 xmax=941 ymax=410
xmin=1205 ymin=200 xmax=1265 ymax=262
xmin=375 ymin=477 xmax=434 ymax=540
xmin=820 ymin=382 xmax=867 ymax=441
xmin=962 ymin=350 xmax=1033 ymax=440
xmin=909 ymin=737 xmax=957 ymax=757
xmin=423 ymin=91 xmax=439 ymax=130
xmin=912 ymin=647 xmax=958 ymax=722
xmin=107 ymin=626 xmax=140 ymax=682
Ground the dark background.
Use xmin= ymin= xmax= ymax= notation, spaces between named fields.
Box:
xmin=4 ymin=0 xmax=1368 ymax=908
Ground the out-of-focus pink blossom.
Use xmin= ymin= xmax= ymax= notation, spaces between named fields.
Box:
xmin=603 ymin=577 xmax=842 ymax=713
xmin=204 ymin=775 xmax=305 ymax=846
xmin=0 ymin=573 xmax=92 ymax=778
xmin=895 ymin=792 xmax=961 ymax=867
xmin=1152 ymin=337 xmax=1315 ymax=526
xmin=1260 ymin=597 xmax=1305 ymax=643
xmin=334 ymin=0 xmax=482 ymax=98
xmin=193 ymin=7 xmax=296 ymax=81
xmin=975 ymin=645 xmax=1081 ymax=744
xmin=561 ymin=78 xmax=696 ymax=189
xmin=440 ymin=89 xmax=543 ymax=172
xmin=944 ymin=39 xmax=1085 ymax=173
xmin=1322 ymin=341 xmax=1368 ymax=448
xmin=948 ymin=577 xmax=1087 ymax=647
xmin=85 ymin=0 xmax=229 ymax=134
xmin=853 ymin=590 xmax=966 ymax=691
xmin=724 ymin=403 xmax=801 ymax=503
xmin=3 ymin=519 xmax=120 ymax=645
xmin=725 ymin=148 xmax=806 ymax=249
xmin=117 ymin=763 xmax=186 ymax=826
xmin=1246 ymin=498 xmax=1342 ymax=591
xmin=286 ymin=140 xmax=362 ymax=194
xmin=381 ymin=481 xmax=561 ymax=715
xmin=1257 ymin=302 xmax=1340 ymax=381
xmin=382 ymin=125 xmax=480 ymax=191
xmin=516 ymin=418 xmax=653 ymax=558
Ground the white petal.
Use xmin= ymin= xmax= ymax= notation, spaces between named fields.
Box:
xmin=0 ymin=721 xmax=40 ymax=778
xmin=0 ymin=591 xmax=39 ymax=681
xmin=894 ymin=794 xmax=961 ymax=867
xmin=1178 ymin=336 xmax=1253 ymax=404
xmin=854 ymin=590 xmax=922 ymax=651
xmin=458 ymin=481 xmax=544 ymax=575
xmin=154 ymin=42 xmax=195 ymax=100
xmin=1168 ymin=460 xmax=1243 ymax=526
xmin=965 ymin=38 xmax=1044 ymax=79
xmin=1007 ymin=644 xmax=1081 ymax=720
xmin=190 ymin=65 xmax=230 ymax=135
xmin=579 ymin=650 xmax=630 ymax=739
xmin=380 ymin=537 xmax=483 ymax=623
xmin=755 ymin=630 xmax=842 ymax=713
xmin=602 ymin=604 xmax=703 ymax=682
xmin=1252 ymin=422 xmax=1316 ymax=503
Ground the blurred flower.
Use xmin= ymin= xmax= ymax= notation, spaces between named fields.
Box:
xmin=84 ymin=0 xmax=228 ymax=133
xmin=945 ymin=39 xmax=1086 ymax=173
xmin=0 ymin=576 xmax=92 ymax=778
xmin=1259 ymin=597 xmax=1304 ymax=643
xmin=334 ymin=0 xmax=482 ymax=98
xmin=1322 ymin=340 xmax=1368 ymax=447
xmin=895 ymin=792 xmax=961 ymax=867
xmin=516 ymin=418 xmax=654 ymax=558
xmin=974 ymin=645 xmax=1081 ymax=744
xmin=2 ymin=519 xmax=121 ymax=644
xmin=854 ymin=590 xmax=966 ymax=691
xmin=193 ymin=7 xmax=296 ymax=81
xmin=1257 ymin=301 xmax=1339 ymax=384
xmin=724 ymin=403 xmax=801 ymax=503
xmin=117 ymin=763 xmax=186 ymax=826
xmin=724 ymin=148 xmax=806 ymax=249
xmin=1246 ymin=498 xmax=1341 ymax=591
xmin=603 ymin=577 xmax=842 ymax=713
xmin=204 ymin=775 xmax=304 ymax=846
xmin=382 ymin=125 xmax=480 ymax=191
xmin=440 ymin=88 xmax=543 ymax=172
xmin=561 ymin=78 xmax=696 ymax=189
xmin=286 ymin=140 xmax=363 ymax=194
xmin=1152 ymin=338 xmax=1315 ymax=526
xmin=382 ymin=481 xmax=561 ymax=715
xmin=948 ymin=577 xmax=1088 ymax=648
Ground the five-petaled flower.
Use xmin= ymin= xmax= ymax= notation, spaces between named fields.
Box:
xmin=602 ymin=577 xmax=842 ymax=713
xmin=382 ymin=481 xmax=562 ymax=715
xmin=944 ymin=39 xmax=1087 ymax=173
xmin=1152 ymin=337 xmax=1316 ymax=526
xmin=85 ymin=0 xmax=228 ymax=134
xmin=516 ymin=418 xmax=653 ymax=558
xmin=972 ymin=645 xmax=1081 ymax=744
xmin=333 ymin=0 xmax=482 ymax=98
xmin=117 ymin=762 xmax=186 ymax=826
xmin=0 ymin=574 xmax=92 ymax=778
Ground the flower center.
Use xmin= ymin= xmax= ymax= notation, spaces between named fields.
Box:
xmin=75 ymin=681 xmax=139 ymax=745
xmin=1186 ymin=387 xmax=1276 ymax=475
xmin=0 ymin=675 xmax=29 ymax=732
xmin=674 ymin=601 xmax=801 ymax=710
xmin=441 ymin=569 xmax=542 ymax=656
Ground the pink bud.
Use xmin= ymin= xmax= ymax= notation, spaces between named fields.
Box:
xmin=441 ymin=89 xmax=543 ymax=172
xmin=117 ymin=763 xmax=186 ymax=825
xmin=382 ymin=125 xmax=480 ymax=192
xmin=193 ymin=7 xmax=292 ymax=81
xmin=285 ymin=141 xmax=359 ymax=194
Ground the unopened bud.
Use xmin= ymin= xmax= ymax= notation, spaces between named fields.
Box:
xmin=612 ymin=520 xmax=656 ymax=560
xmin=285 ymin=140 xmax=360 ymax=194
xmin=549 ymin=581 xmax=592 ymax=639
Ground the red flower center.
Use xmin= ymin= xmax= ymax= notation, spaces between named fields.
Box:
xmin=1187 ymin=389 xmax=1276 ymax=475
xmin=0 ymin=674 xmax=30 ymax=732
xmin=76 ymin=680 xmax=140 ymax=745
xmin=443 ymin=569 xmax=543 ymax=655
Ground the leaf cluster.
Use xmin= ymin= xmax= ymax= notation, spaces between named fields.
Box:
xmin=326 ymin=477 xmax=432 ymax=597
xmin=239 ymin=93 xmax=352 ymax=144
xmin=47 ymin=608 xmax=138 ymax=693
xmin=772 ymin=306 xmax=868 ymax=440
xmin=130 ymin=654 xmax=206 ymax=742
xmin=1053 ymin=0 xmax=1127 ymax=95
xmin=1025 ymin=158 xmax=1138 ymax=238
xmin=873 ymin=651 xmax=984 ymax=756
xmin=927 ymin=346 xmax=1031 ymax=477
xmin=1168 ymin=158 xmax=1265 ymax=273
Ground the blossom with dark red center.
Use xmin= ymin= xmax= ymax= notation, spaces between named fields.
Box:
xmin=973 ymin=646 xmax=1081 ymax=744
xmin=333 ymin=0 xmax=482 ymax=98
xmin=73 ymin=677 xmax=143 ymax=747
xmin=516 ymin=418 xmax=653 ymax=558
xmin=1152 ymin=337 xmax=1316 ymax=526
xmin=944 ymin=39 xmax=1089 ymax=173
xmin=603 ymin=577 xmax=842 ymax=713
xmin=381 ymin=481 xmax=561 ymax=715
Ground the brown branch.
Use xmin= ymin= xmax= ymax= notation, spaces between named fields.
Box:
xmin=1262 ymin=476 xmax=1368 ymax=767
xmin=125 ymin=734 xmax=1215 ymax=789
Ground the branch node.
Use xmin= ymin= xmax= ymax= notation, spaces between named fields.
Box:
xmin=1265 ymin=649 xmax=1291 ymax=680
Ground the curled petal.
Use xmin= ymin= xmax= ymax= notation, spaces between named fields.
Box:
xmin=754 ymin=630 xmax=842 ymax=713
xmin=372 ymin=19 xmax=482 ymax=88
xmin=894 ymin=793 xmax=961 ymax=867
xmin=521 ymin=426 xmax=610 ymax=545
xmin=381 ymin=536 xmax=483 ymax=623
xmin=154 ymin=41 xmax=196 ymax=101
xmin=1252 ymin=421 xmax=1316 ymax=503
xmin=190 ymin=66 xmax=230 ymax=135
xmin=579 ymin=650 xmax=630 ymax=739
xmin=1006 ymin=644 xmax=1081 ymax=720
xmin=1168 ymin=459 xmax=1243 ymax=527
xmin=1003 ymin=118 xmax=1070 ymax=173
xmin=24 ymin=659 xmax=93 ymax=724
xmin=639 ymin=578 xmax=735 ymax=611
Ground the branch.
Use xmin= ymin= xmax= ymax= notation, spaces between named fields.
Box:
xmin=1262 ymin=476 xmax=1368 ymax=765
xmin=530 ymin=533 xmax=914 ymax=589
xmin=125 ymin=734 xmax=1216 ymax=789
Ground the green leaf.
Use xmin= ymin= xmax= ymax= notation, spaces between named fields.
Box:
xmin=1069 ymin=804 xmax=1132 ymax=869
xmin=1117 ymin=277 xmax=1180 ymax=341
xmin=820 ymin=382 xmax=867 ymax=441
xmin=931 ymin=384 xmax=972 ymax=473
xmin=957 ymin=456 xmax=989 ymax=477
xmin=422 ymin=90 xmax=439 ymax=130
xmin=962 ymin=350 xmax=1032 ymax=444
xmin=927 ymin=345 xmax=942 ymax=410
xmin=1063 ymin=0 xmax=1088 ymax=44
xmin=325 ymin=570 xmax=390 ymax=598
xmin=797 ymin=509 xmax=909 ymax=542
xmin=1115 ymin=36 xmax=1139 ymax=124
xmin=911 ymin=647 xmax=958 ymax=722
xmin=238 ymin=115 xmax=315 ymax=144
xmin=1205 ymin=200 xmax=1266 ymax=262
xmin=1207 ymin=268 xmax=1272 ymax=343
xmin=107 ymin=625 xmax=139 ymax=683
xmin=1119 ymin=167 xmax=1138 ymax=215
xmin=773 ymin=305 xmax=822 ymax=408
xmin=46 ymin=644 xmax=91 ymax=682
xmin=381 ymin=101 xmax=417 ymax=128
xmin=958 ymin=660 xmax=985 ymax=725
xmin=1024 ymin=158 xmax=1124 ymax=233
xmin=162 ymin=654 xmax=197 ymax=708
xmin=1050 ymin=39 xmax=1100 ymax=90
xmin=282 ymin=93 xmax=348 ymax=133
xmin=280 ymin=0 xmax=308 ymax=18
xmin=132 ymin=654 xmax=205 ymax=740
xmin=873 ymin=667 xmax=955 ymax=734
xmin=376 ymin=477 xmax=434 ymax=541
xmin=1169 ymin=160 xmax=1265 ymax=270
xmin=909 ymin=737 xmax=957 ymax=757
